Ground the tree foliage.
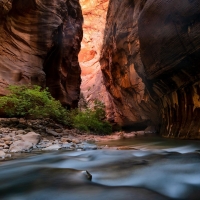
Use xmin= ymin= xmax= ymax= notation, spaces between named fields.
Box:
xmin=0 ymin=85 xmax=70 ymax=124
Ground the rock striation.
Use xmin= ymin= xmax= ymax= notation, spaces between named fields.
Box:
xmin=79 ymin=0 xmax=113 ymax=115
xmin=100 ymin=0 xmax=156 ymax=128
xmin=100 ymin=0 xmax=200 ymax=138
xmin=0 ymin=0 xmax=83 ymax=108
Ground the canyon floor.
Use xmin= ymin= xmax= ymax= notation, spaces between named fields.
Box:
xmin=0 ymin=118 xmax=154 ymax=160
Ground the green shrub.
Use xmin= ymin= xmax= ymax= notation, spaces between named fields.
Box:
xmin=0 ymin=85 xmax=112 ymax=134
xmin=0 ymin=85 xmax=70 ymax=125
xmin=73 ymin=100 xmax=112 ymax=135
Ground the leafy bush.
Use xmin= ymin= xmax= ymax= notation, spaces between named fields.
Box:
xmin=73 ymin=100 xmax=112 ymax=134
xmin=0 ymin=85 xmax=112 ymax=134
xmin=0 ymin=85 xmax=70 ymax=124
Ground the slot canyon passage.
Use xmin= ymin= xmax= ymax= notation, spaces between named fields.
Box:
xmin=0 ymin=0 xmax=200 ymax=199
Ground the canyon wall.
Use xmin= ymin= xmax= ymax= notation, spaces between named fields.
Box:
xmin=100 ymin=0 xmax=158 ymax=128
xmin=101 ymin=0 xmax=200 ymax=138
xmin=79 ymin=0 xmax=115 ymax=120
xmin=0 ymin=0 xmax=83 ymax=108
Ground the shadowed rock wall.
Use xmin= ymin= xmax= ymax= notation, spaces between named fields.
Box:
xmin=0 ymin=0 xmax=83 ymax=108
xmin=101 ymin=0 xmax=200 ymax=138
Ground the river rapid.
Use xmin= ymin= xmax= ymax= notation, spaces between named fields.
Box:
xmin=0 ymin=136 xmax=200 ymax=200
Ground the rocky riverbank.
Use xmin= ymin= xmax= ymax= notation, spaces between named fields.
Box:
xmin=0 ymin=118 xmax=154 ymax=159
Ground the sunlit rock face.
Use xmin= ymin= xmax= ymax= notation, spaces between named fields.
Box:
xmin=100 ymin=0 xmax=156 ymax=128
xmin=79 ymin=0 xmax=113 ymax=116
xmin=101 ymin=0 xmax=200 ymax=138
xmin=0 ymin=0 xmax=83 ymax=108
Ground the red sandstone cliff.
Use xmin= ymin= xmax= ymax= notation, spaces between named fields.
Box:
xmin=1 ymin=0 xmax=200 ymax=139
xmin=100 ymin=0 xmax=200 ymax=138
xmin=0 ymin=0 xmax=83 ymax=108
xmin=79 ymin=0 xmax=114 ymax=116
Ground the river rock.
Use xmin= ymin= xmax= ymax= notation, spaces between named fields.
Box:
xmin=81 ymin=170 xmax=92 ymax=181
xmin=5 ymin=141 xmax=12 ymax=145
xmin=0 ymin=150 xmax=5 ymax=159
xmin=2 ymin=136 xmax=12 ymax=141
xmin=5 ymin=154 xmax=11 ymax=158
xmin=42 ymin=144 xmax=61 ymax=151
xmin=78 ymin=142 xmax=97 ymax=151
xmin=16 ymin=130 xmax=26 ymax=135
xmin=9 ymin=132 xmax=16 ymax=137
xmin=61 ymin=137 xmax=68 ymax=143
xmin=72 ymin=139 xmax=80 ymax=144
xmin=55 ymin=129 xmax=63 ymax=133
xmin=9 ymin=132 xmax=41 ymax=153
xmin=61 ymin=143 xmax=76 ymax=150
xmin=46 ymin=128 xmax=60 ymax=136
xmin=21 ymin=132 xmax=41 ymax=144
xmin=9 ymin=141 xmax=33 ymax=153
xmin=3 ymin=145 xmax=9 ymax=149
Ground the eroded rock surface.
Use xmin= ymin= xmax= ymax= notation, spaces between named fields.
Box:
xmin=100 ymin=0 xmax=156 ymax=128
xmin=79 ymin=0 xmax=112 ymax=114
xmin=100 ymin=0 xmax=200 ymax=138
xmin=0 ymin=0 xmax=83 ymax=107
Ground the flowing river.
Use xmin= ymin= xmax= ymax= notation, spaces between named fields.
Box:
xmin=0 ymin=136 xmax=200 ymax=200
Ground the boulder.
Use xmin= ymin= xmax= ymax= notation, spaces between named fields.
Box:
xmin=0 ymin=150 xmax=5 ymax=158
xmin=9 ymin=132 xmax=41 ymax=153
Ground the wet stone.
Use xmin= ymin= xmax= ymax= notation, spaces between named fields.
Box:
xmin=5 ymin=154 xmax=11 ymax=158
xmin=81 ymin=170 xmax=92 ymax=181
xmin=55 ymin=129 xmax=63 ymax=133
xmin=3 ymin=137 xmax=12 ymax=141
xmin=61 ymin=138 xmax=68 ymax=143
xmin=16 ymin=130 xmax=26 ymax=135
xmin=0 ymin=143 xmax=4 ymax=147
xmin=42 ymin=144 xmax=61 ymax=151
xmin=19 ymin=118 xmax=26 ymax=124
xmin=24 ymin=128 xmax=33 ymax=132
xmin=72 ymin=139 xmax=80 ymax=144
xmin=5 ymin=141 xmax=13 ymax=145
xmin=4 ymin=145 xmax=9 ymax=149
xmin=46 ymin=128 xmax=59 ymax=136
xmin=9 ymin=132 xmax=16 ymax=137
xmin=0 ymin=150 xmax=5 ymax=158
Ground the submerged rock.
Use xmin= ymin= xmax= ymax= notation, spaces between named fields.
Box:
xmin=81 ymin=170 xmax=92 ymax=181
